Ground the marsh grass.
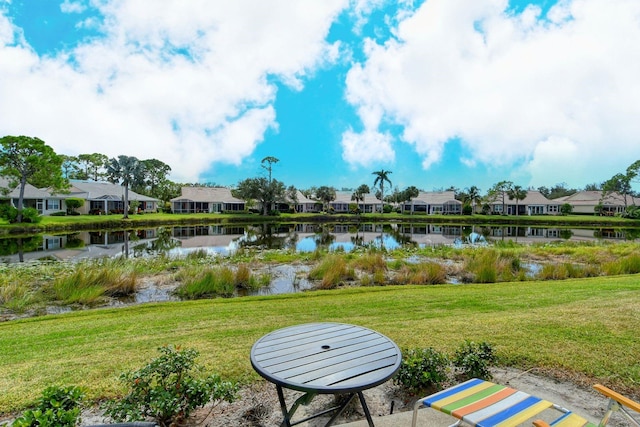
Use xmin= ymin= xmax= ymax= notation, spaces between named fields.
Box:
xmin=464 ymin=249 xmax=524 ymax=283
xmin=308 ymin=254 xmax=356 ymax=289
xmin=394 ymin=262 xmax=447 ymax=285
xmin=602 ymin=253 xmax=640 ymax=275
xmin=175 ymin=264 xmax=271 ymax=298
xmin=50 ymin=265 xmax=139 ymax=305
xmin=351 ymin=253 xmax=387 ymax=273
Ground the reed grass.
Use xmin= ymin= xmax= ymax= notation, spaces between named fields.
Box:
xmin=394 ymin=262 xmax=447 ymax=285
xmin=174 ymin=264 xmax=270 ymax=298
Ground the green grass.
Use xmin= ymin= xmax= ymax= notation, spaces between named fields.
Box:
xmin=1 ymin=274 xmax=639 ymax=414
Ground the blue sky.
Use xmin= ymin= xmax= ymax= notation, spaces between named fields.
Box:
xmin=1 ymin=0 xmax=640 ymax=194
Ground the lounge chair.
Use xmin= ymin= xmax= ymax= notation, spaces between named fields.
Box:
xmin=411 ymin=378 xmax=639 ymax=427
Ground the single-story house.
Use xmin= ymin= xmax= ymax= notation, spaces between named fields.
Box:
xmin=0 ymin=177 xmax=69 ymax=215
xmin=330 ymin=191 xmax=381 ymax=213
xmin=291 ymin=191 xmax=322 ymax=213
xmin=402 ymin=191 xmax=462 ymax=214
xmin=488 ymin=190 xmax=560 ymax=215
xmin=66 ymin=180 xmax=158 ymax=214
xmin=1 ymin=178 xmax=159 ymax=216
xmin=171 ymin=187 xmax=245 ymax=213
xmin=554 ymin=191 xmax=639 ymax=215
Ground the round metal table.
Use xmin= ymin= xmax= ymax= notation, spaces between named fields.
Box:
xmin=250 ymin=322 xmax=402 ymax=427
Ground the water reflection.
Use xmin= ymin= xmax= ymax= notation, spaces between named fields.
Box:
xmin=1 ymin=223 xmax=638 ymax=263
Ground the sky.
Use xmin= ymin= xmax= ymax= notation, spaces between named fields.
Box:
xmin=1 ymin=0 xmax=640 ymax=194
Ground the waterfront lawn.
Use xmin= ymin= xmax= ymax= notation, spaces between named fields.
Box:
xmin=1 ymin=274 xmax=639 ymax=414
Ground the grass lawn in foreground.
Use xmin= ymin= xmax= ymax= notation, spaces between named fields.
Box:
xmin=0 ymin=274 xmax=639 ymax=413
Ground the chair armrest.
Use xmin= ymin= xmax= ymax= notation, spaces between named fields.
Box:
xmin=533 ymin=420 xmax=551 ymax=427
xmin=594 ymin=384 xmax=640 ymax=413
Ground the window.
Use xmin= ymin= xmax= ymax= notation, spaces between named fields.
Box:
xmin=46 ymin=199 xmax=60 ymax=210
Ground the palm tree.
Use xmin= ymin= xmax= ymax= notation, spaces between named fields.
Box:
xmin=372 ymin=169 xmax=392 ymax=213
xmin=351 ymin=184 xmax=370 ymax=214
xmin=507 ymin=185 xmax=528 ymax=216
xmin=465 ymin=186 xmax=482 ymax=214
xmin=106 ymin=155 xmax=142 ymax=219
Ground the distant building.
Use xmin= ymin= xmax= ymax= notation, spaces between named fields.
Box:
xmin=554 ymin=191 xmax=638 ymax=215
xmin=171 ymin=187 xmax=245 ymax=213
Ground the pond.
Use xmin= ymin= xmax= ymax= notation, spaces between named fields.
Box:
xmin=1 ymin=222 xmax=639 ymax=264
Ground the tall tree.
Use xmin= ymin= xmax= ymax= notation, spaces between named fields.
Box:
xmin=261 ymin=156 xmax=279 ymax=183
xmin=233 ymin=177 xmax=285 ymax=215
xmin=351 ymin=184 xmax=370 ymax=214
xmin=75 ymin=153 xmax=109 ymax=181
xmin=464 ymin=186 xmax=482 ymax=214
xmin=487 ymin=180 xmax=512 ymax=215
xmin=401 ymin=186 xmax=420 ymax=214
xmin=372 ymin=169 xmax=392 ymax=212
xmin=60 ymin=155 xmax=79 ymax=179
xmin=0 ymin=136 xmax=68 ymax=222
xmin=316 ymin=186 xmax=337 ymax=212
xmin=137 ymin=158 xmax=171 ymax=198
xmin=287 ymin=185 xmax=299 ymax=213
xmin=507 ymin=184 xmax=528 ymax=216
xmin=602 ymin=173 xmax=632 ymax=209
xmin=106 ymin=155 xmax=142 ymax=219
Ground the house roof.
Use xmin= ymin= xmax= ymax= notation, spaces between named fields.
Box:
xmin=554 ymin=191 xmax=639 ymax=206
xmin=333 ymin=191 xmax=380 ymax=204
xmin=488 ymin=190 xmax=557 ymax=205
xmin=67 ymin=180 xmax=158 ymax=202
xmin=0 ymin=176 xmax=60 ymax=199
xmin=412 ymin=191 xmax=461 ymax=205
xmin=171 ymin=186 xmax=244 ymax=204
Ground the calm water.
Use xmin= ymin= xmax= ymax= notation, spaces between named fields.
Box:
xmin=1 ymin=222 xmax=638 ymax=264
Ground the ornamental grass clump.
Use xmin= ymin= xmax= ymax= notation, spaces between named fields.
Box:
xmin=394 ymin=262 xmax=447 ymax=285
xmin=51 ymin=266 xmax=138 ymax=305
xmin=308 ymin=254 xmax=355 ymax=289
xmin=103 ymin=345 xmax=238 ymax=427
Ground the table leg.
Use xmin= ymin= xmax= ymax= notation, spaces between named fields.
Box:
xmin=357 ymin=392 xmax=375 ymax=427
xmin=276 ymin=385 xmax=292 ymax=427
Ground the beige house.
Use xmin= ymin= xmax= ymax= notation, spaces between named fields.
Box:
xmin=554 ymin=191 xmax=638 ymax=215
xmin=0 ymin=177 xmax=68 ymax=215
xmin=171 ymin=187 xmax=245 ymax=213
xmin=488 ymin=190 xmax=560 ymax=215
xmin=66 ymin=181 xmax=158 ymax=214
xmin=402 ymin=191 xmax=462 ymax=214
xmin=1 ymin=178 xmax=158 ymax=215
xmin=329 ymin=191 xmax=381 ymax=213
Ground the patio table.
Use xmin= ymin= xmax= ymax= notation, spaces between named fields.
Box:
xmin=250 ymin=322 xmax=402 ymax=427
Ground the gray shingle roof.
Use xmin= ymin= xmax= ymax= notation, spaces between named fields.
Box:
xmin=67 ymin=180 xmax=158 ymax=201
xmin=171 ymin=187 xmax=244 ymax=203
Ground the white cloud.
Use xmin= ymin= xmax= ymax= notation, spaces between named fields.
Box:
xmin=60 ymin=0 xmax=86 ymax=14
xmin=341 ymin=128 xmax=395 ymax=166
xmin=0 ymin=0 xmax=348 ymax=182
xmin=343 ymin=0 xmax=640 ymax=187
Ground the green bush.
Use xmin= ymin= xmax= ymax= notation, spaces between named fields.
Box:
xmin=21 ymin=208 xmax=42 ymax=223
xmin=453 ymin=340 xmax=496 ymax=380
xmin=11 ymin=385 xmax=84 ymax=427
xmin=103 ymin=345 xmax=238 ymax=427
xmin=50 ymin=211 xmax=67 ymax=216
xmin=394 ymin=347 xmax=449 ymax=394
xmin=0 ymin=204 xmax=18 ymax=222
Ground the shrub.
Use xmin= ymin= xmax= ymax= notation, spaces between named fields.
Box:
xmin=50 ymin=211 xmax=67 ymax=216
xmin=453 ymin=340 xmax=496 ymax=380
xmin=11 ymin=385 xmax=84 ymax=427
xmin=0 ymin=204 xmax=18 ymax=222
xmin=394 ymin=348 xmax=449 ymax=394
xmin=103 ymin=345 xmax=238 ymax=427
xmin=21 ymin=208 xmax=42 ymax=223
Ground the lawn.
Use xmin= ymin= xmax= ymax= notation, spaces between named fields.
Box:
xmin=1 ymin=274 xmax=639 ymax=414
